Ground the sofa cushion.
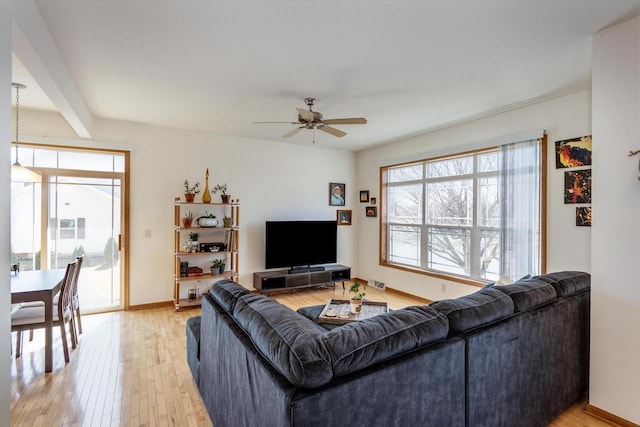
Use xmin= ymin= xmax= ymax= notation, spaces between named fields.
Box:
xmin=430 ymin=288 xmax=514 ymax=335
xmin=495 ymin=277 xmax=557 ymax=312
xmin=233 ymin=293 xmax=333 ymax=388
xmin=322 ymin=305 xmax=448 ymax=377
xmin=534 ymin=271 xmax=590 ymax=297
xmin=209 ymin=279 xmax=251 ymax=313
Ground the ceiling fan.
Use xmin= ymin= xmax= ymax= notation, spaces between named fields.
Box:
xmin=253 ymin=97 xmax=367 ymax=139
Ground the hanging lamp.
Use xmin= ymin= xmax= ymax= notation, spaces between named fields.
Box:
xmin=11 ymin=82 xmax=41 ymax=183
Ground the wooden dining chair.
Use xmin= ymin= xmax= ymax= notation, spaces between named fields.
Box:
xmin=11 ymin=260 xmax=78 ymax=363
xmin=71 ymin=255 xmax=84 ymax=336
xmin=24 ymin=255 xmax=84 ymax=343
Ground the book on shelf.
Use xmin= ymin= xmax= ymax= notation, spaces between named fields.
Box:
xmin=187 ymin=266 xmax=203 ymax=277
xmin=225 ymin=229 xmax=236 ymax=252
xmin=180 ymin=261 xmax=189 ymax=278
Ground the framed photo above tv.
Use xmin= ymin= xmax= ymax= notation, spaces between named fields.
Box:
xmin=329 ymin=183 xmax=345 ymax=206
xmin=337 ymin=210 xmax=352 ymax=226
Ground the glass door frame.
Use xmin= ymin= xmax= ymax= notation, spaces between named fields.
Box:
xmin=22 ymin=143 xmax=130 ymax=312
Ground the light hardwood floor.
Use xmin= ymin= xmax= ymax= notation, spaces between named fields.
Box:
xmin=10 ymin=284 xmax=613 ymax=426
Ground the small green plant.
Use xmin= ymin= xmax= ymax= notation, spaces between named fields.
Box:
xmin=349 ymin=281 xmax=366 ymax=300
xmin=184 ymin=180 xmax=200 ymax=194
xmin=188 ymin=232 xmax=199 ymax=241
xmin=200 ymin=210 xmax=216 ymax=218
xmin=223 ymin=214 xmax=231 ymax=221
xmin=212 ymin=183 xmax=228 ymax=195
xmin=184 ymin=211 xmax=194 ymax=219
xmin=211 ymin=259 xmax=225 ymax=268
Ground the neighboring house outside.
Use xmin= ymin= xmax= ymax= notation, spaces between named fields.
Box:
xmin=11 ymin=178 xmax=121 ymax=270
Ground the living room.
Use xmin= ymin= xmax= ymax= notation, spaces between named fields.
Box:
xmin=2 ymin=1 xmax=640 ymax=426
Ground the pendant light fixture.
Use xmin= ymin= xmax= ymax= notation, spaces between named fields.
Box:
xmin=11 ymin=82 xmax=41 ymax=183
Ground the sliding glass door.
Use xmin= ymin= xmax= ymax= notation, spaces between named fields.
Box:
xmin=47 ymin=175 xmax=122 ymax=310
xmin=10 ymin=144 xmax=128 ymax=312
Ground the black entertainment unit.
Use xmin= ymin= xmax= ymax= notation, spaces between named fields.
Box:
xmin=253 ymin=264 xmax=351 ymax=294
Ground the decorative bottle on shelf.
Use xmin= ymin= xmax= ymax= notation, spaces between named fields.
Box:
xmin=202 ymin=168 xmax=211 ymax=203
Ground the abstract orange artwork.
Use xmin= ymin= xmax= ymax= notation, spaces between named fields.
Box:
xmin=555 ymin=135 xmax=592 ymax=168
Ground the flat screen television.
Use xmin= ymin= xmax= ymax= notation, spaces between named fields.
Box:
xmin=265 ymin=220 xmax=337 ymax=270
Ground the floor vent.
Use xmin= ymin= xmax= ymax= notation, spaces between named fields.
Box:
xmin=370 ymin=280 xmax=385 ymax=290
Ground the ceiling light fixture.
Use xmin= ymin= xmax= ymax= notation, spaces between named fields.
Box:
xmin=11 ymin=82 xmax=41 ymax=183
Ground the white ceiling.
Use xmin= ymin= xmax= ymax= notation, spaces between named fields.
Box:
xmin=11 ymin=0 xmax=639 ymax=151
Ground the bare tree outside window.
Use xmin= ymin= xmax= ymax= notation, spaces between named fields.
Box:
xmin=384 ymin=150 xmax=502 ymax=281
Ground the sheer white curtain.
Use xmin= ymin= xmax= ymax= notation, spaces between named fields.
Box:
xmin=499 ymin=138 xmax=541 ymax=279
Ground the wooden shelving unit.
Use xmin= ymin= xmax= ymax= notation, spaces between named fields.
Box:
xmin=173 ymin=197 xmax=240 ymax=310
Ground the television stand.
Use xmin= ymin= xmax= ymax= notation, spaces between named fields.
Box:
xmin=253 ymin=264 xmax=350 ymax=294
xmin=288 ymin=266 xmax=325 ymax=274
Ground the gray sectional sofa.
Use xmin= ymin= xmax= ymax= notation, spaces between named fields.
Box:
xmin=186 ymin=271 xmax=590 ymax=427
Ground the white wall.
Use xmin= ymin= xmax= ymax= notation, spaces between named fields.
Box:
xmin=590 ymin=17 xmax=640 ymax=424
xmin=356 ymin=91 xmax=592 ymax=301
xmin=1 ymin=0 xmax=11 ymax=425
xmin=17 ymin=112 xmax=358 ymax=305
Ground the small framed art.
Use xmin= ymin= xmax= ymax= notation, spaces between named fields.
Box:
xmin=366 ymin=206 xmax=377 ymax=217
xmin=337 ymin=210 xmax=352 ymax=226
xmin=555 ymin=135 xmax=592 ymax=168
xmin=576 ymin=207 xmax=592 ymax=226
xmin=370 ymin=197 xmax=376 ymax=204
xmin=564 ymin=170 xmax=591 ymax=204
xmin=329 ymin=183 xmax=346 ymax=206
xmin=359 ymin=190 xmax=370 ymax=203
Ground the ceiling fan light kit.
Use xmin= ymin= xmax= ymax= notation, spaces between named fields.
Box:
xmin=254 ymin=97 xmax=367 ymax=143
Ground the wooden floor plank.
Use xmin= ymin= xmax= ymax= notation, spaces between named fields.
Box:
xmin=10 ymin=284 xmax=609 ymax=426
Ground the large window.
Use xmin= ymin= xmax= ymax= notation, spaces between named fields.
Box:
xmin=381 ymin=137 xmax=546 ymax=283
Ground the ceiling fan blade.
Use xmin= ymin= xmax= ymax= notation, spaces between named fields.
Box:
xmin=253 ymin=121 xmax=300 ymax=124
xmin=282 ymin=126 xmax=304 ymax=138
xmin=322 ymin=118 xmax=367 ymax=125
xmin=318 ymin=125 xmax=346 ymax=137
xmin=296 ymin=108 xmax=314 ymax=122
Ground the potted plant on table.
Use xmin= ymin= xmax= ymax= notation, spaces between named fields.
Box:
xmin=213 ymin=183 xmax=230 ymax=203
xmin=222 ymin=215 xmax=232 ymax=228
xmin=184 ymin=180 xmax=200 ymax=203
xmin=349 ymin=281 xmax=366 ymax=314
xmin=211 ymin=258 xmax=226 ymax=275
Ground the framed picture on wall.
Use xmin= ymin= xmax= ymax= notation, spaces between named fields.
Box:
xmin=337 ymin=210 xmax=352 ymax=226
xmin=564 ymin=169 xmax=591 ymax=204
xmin=576 ymin=207 xmax=592 ymax=226
xmin=359 ymin=190 xmax=370 ymax=203
xmin=329 ymin=183 xmax=346 ymax=206
xmin=366 ymin=206 xmax=377 ymax=217
xmin=555 ymin=135 xmax=592 ymax=168
xmin=370 ymin=197 xmax=377 ymax=204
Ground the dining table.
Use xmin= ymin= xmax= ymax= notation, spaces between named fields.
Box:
xmin=11 ymin=269 xmax=66 ymax=373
